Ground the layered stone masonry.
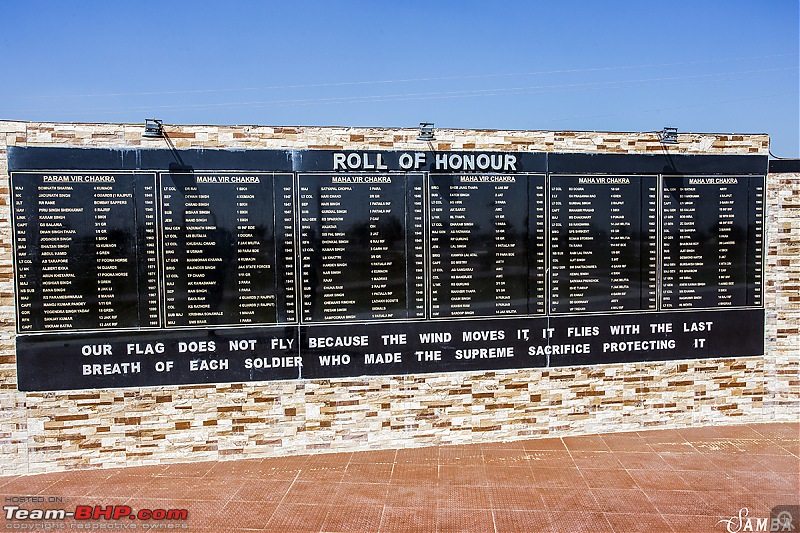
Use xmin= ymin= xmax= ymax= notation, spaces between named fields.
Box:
xmin=0 ymin=121 xmax=794 ymax=476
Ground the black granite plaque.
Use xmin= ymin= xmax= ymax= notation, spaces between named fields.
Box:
xmin=429 ymin=174 xmax=546 ymax=318
xmin=11 ymin=171 xmax=158 ymax=332
xmin=661 ymin=176 xmax=764 ymax=309
xmin=15 ymin=308 xmax=764 ymax=390
xmin=160 ymin=172 xmax=296 ymax=327
xmin=15 ymin=325 xmax=300 ymax=390
xmin=746 ymin=178 xmax=765 ymax=306
xmin=299 ymin=308 xmax=764 ymax=379
xmin=298 ymin=173 xmax=425 ymax=322
xmin=7 ymin=147 xmax=769 ymax=392
xmin=549 ymin=175 xmax=658 ymax=314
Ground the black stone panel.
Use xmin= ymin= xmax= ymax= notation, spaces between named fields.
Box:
xmin=11 ymin=172 xmax=158 ymax=332
xmin=768 ymin=159 xmax=800 ymax=173
xmin=548 ymin=152 xmax=768 ymax=176
xmin=428 ymin=174 xmax=546 ymax=318
xmin=661 ymin=176 xmax=764 ymax=310
xmin=16 ymin=326 xmax=301 ymax=391
xmin=7 ymin=147 xmax=768 ymax=392
xmin=7 ymin=146 xmax=294 ymax=171
xmin=549 ymin=175 xmax=658 ymax=314
xmin=16 ymin=308 xmax=763 ymax=390
xmin=298 ymin=173 xmax=425 ymax=322
xmin=159 ymin=172 xmax=295 ymax=327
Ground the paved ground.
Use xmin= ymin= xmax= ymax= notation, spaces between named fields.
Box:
xmin=0 ymin=422 xmax=797 ymax=532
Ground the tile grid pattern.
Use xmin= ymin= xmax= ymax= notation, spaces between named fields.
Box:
xmin=0 ymin=423 xmax=796 ymax=532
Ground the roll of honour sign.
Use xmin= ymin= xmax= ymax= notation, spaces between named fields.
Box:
xmin=9 ymin=148 xmax=765 ymax=390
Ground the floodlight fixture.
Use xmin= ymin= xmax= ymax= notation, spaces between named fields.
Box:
xmin=418 ymin=122 xmax=435 ymax=141
xmin=143 ymin=118 xmax=164 ymax=138
xmin=659 ymin=127 xmax=678 ymax=145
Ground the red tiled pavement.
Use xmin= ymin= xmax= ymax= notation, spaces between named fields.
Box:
xmin=0 ymin=422 xmax=796 ymax=532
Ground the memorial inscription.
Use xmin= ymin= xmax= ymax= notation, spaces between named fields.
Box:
xmin=428 ymin=174 xmax=546 ymax=318
xmin=661 ymin=176 xmax=764 ymax=309
xmin=549 ymin=175 xmax=658 ymax=314
xmin=298 ymin=173 xmax=425 ymax=322
xmin=12 ymin=172 xmax=159 ymax=332
xmin=8 ymin=149 xmax=768 ymax=391
xmin=159 ymin=172 xmax=296 ymax=327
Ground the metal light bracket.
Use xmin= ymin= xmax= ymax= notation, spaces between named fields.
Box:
xmin=417 ymin=122 xmax=435 ymax=141
xmin=143 ymin=119 xmax=164 ymax=138
xmin=659 ymin=127 xmax=678 ymax=145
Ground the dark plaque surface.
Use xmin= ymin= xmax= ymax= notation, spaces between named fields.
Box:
xmin=661 ymin=176 xmax=764 ymax=309
xmin=298 ymin=173 xmax=425 ymax=322
xmin=549 ymin=176 xmax=658 ymax=314
xmin=11 ymin=172 xmax=159 ymax=332
xmin=300 ymin=308 xmax=763 ymax=379
xmin=160 ymin=172 xmax=296 ymax=327
xmin=15 ymin=308 xmax=763 ymax=390
xmin=429 ymin=174 xmax=546 ymax=318
xmin=16 ymin=326 xmax=301 ymax=390
xmin=7 ymin=148 xmax=768 ymax=392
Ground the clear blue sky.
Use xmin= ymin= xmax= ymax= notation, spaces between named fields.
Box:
xmin=2 ymin=1 xmax=798 ymax=157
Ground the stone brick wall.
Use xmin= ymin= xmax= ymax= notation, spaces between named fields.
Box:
xmin=765 ymin=173 xmax=800 ymax=417
xmin=0 ymin=121 xmax=794 ymax=476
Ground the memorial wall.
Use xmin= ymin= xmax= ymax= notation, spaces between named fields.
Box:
xmin=6 ymin=149 xmax=768 ymax=391
xmin=0 ymin=121 xmax=796 ymax=475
